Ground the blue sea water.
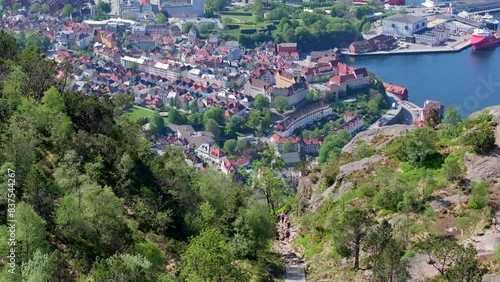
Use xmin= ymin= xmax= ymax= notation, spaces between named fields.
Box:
xmin=349 ymin=12 xmax=500 ymax=116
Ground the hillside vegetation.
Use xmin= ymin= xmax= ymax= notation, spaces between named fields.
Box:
xmin=0 ymin=31 xmax=281 ymax=281
xmin=294 ymin=108 xmax=500 ymax=281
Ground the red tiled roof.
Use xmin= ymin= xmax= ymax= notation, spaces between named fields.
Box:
xmin=271 ymin=134 xmax=300 ymax=144
xmin=209 ymin=147 xmax=225 ymax=159
xmin=384 ymin=82 xmax=408 ymax=95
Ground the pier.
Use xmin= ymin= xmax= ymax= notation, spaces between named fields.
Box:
xmin=343 ymin=39 xmax=472 ymax=56
xmin=452 ymin=0 xmax=500 ymax=14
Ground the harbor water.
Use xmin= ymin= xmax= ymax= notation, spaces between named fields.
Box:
xmin=349 ymin=12 xmax=500 ymax=116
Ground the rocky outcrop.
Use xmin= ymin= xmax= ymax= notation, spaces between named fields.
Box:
xmin=337 ymin=154 xmax=386 ymax=181
xmin=470 ymin=105 xmax=500 ymax=123
xmin=482 ymin=274 xmax=500 ymax=282
xmin=464 ymin=151 xmax=500 ymax=181
xmin=342 ymin=124 xmax=415 ymax=154
xmin=312 ymin=154 xmax=386 ymax=211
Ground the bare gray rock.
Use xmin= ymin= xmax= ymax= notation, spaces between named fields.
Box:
xmin=338 ymin=154 xmax=385 ymax=180
xmin=407 ymin=253 xmax=441 ymax=282
xmin=464 ymin=151 xmax=500 ymax=181
xmin=429 ymin=194 xmax=462 ymax=212
xmin=482 ymin=274 xmax=500 ymax=282
xmin=470 ymin=105 xmax=500 ymax=123
xmin=342 ymin=124 xmax=415 ymax=154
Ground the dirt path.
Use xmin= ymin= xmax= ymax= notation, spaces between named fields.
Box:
xmin=273 ymin=219 xmax=306 ymax=282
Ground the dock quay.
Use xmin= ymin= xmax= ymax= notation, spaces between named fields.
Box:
xmin=452 ymin=0 xmax=500 ymax=14
xmin=343 ymin=39 xmax=471 ymax=56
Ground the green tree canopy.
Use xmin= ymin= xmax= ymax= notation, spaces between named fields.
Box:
xmin=203 ymin=107 xmax=225 ymax=125
xmin=398 ymin=127 xmax=438 ymax=166
xmin=181 ymin=228 xmax=243 ymax=282
xmin=224 ymin=139 xmax=237 ymax=154
xmin=30 ymin=3 xmax=42 ymax=13
xmin=444 ymin=106 xmax=462 ymax=124
xmin=168 ymin=108 xmax=186 ymax=124
xmin=463 ymin=126 xmax=495 ymax=155
xmin=273 ymin=96 xmax=289 ymax=112
xmin=204 ymin=118 xmax=221 ymax=139
xmin=62 ymin=4 xmax=73 ymax=17
xmin=150 ymin=112 xmax=165 ymax=137
xmin=16 ymin=202 xmax=49 ymax=262
xmin=335 ymin=208 xmax=374 ymax=270
xmin=282 ymin=140 xmax=295 ymax=153
xmin=254 ymin=94 xmax=270 ymax=111
xmin=155 ymin=13 xmax=167 ymax=24
xmin=55 ymin=182 xmax=130 ymax=259
xmin=318 ymin=130 xmax=352 ymax=163
xmin=247 ymin=109 xmax=261 ymax=129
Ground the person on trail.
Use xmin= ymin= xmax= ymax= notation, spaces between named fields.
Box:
xmin=276 ymin=229 xmax=280 ymax=241
xmin=285 ymin=229 xmax=290 ymax=243
xmin=287 ymin=220 xmax=291 ymax=229
xmin=277 ymin=213 xmax=281 ymax=222
xmin=493 ymin=217 xmax=497 ymax=233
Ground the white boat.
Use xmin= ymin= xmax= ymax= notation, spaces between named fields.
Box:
xmin=482 ymin=13 xmax=493 ymax=20
xmin=457 ymin=11 xmax=471 ymax=19
xmin=422 ymin=0 xmax=449 ymax=8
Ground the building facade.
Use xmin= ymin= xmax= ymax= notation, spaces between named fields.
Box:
xmin=275 ymin=103 xmax=333 ymax=136
xmin=382 ymin=14 xmax=427 ymax=39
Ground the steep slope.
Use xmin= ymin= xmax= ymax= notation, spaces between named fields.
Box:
xmin=294 ymin=112 xmax=500 ymax=281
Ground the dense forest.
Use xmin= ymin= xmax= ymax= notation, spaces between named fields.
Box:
xmin=0 ymin=31 xmax=285 ymax=281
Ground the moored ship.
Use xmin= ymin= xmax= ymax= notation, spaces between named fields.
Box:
xmin=470 ymin=28 xmax=500 ymax=50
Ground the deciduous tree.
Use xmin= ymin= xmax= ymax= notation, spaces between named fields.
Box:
xmin=335 ymin=208 xmax=374 ymax=270
xmin=254 ymin=94 xmax=270 ymax=111
xmin=150 ymin=112 xmax=165 ymax=137
xmin=62 ymin=4 xmax=73 ymax=17
xmin=204 ymin=118 xmax=220 ymax=139
xmin=273 ymin=96 xmax=289 ymax=112
xmin=282 ymin=140 xmax=295 ymax=153
xmin=181 ymin=228 xmax=243 ymax=282
xmin=398 ymin=127 xmax=437 ymax=166
xmin=224 ymin=139 xmax=237 ymax=154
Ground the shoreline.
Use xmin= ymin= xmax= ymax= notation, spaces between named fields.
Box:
xmin=343 ymin=41 xmax=472 ymax=56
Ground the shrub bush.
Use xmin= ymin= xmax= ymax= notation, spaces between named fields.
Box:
xmin=468 ymin=180 xmax=490 ymax=209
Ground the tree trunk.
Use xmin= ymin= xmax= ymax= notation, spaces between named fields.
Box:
xmin=354 ymin=237 xmax=360 ymax=270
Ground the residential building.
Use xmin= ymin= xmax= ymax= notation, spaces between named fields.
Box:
xmin=251 ymin=67 xmax=276 ymax=85
xmin=334 ymin=115 xmax=364 ymax=135
xmin=382 ymin=14 xmax=428 ymax=39
xmin=349 ymin=34 xmax=398 ymax=53
xmin=302 ymin=137 xmax=321 ymax=155
xmin=329 ymin=67 xmax=369 ymax=93
xmin=414 ymin=27 xmax=449 ymax=46
xmin=220 ymin=158 xmax=250 ymax=175
xmin=195 ymin=143 xmax=226 ymax=165
xmin=271 ymin=134 xmax=300 ymax=153
xmin=275 ymin=71 xmax=301 ymax=88
xmin=268 ymin=80 xmax=308 ymax=107
xmin=275 ymin=103 xmax=333 ymax=137
xmin=383 ymin=82 xmax=408 ymax=100
xmin=96 ymin=30 xmax=118 ymax=48
xmin=444 ymin=21 xmax=474 ymax=35
xmin=244 ymin=78 xmax=270 ymax=98
xmin=276 ymin=43 xmax=298 ymax=56
xmin=422 ymin=100 xmax=443 ymax=122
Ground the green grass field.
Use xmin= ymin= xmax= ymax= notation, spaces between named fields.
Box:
xmin=125 ymin=106 xmax=169 ymax=122
xmin=125 ymin=106 xmax=156 ymax=121
xmin=221 ymin=13 xmax=273 ymax=29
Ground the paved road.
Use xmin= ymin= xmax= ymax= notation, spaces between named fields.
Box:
xmin=286 ymin=265 xmax=306 ymax=282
